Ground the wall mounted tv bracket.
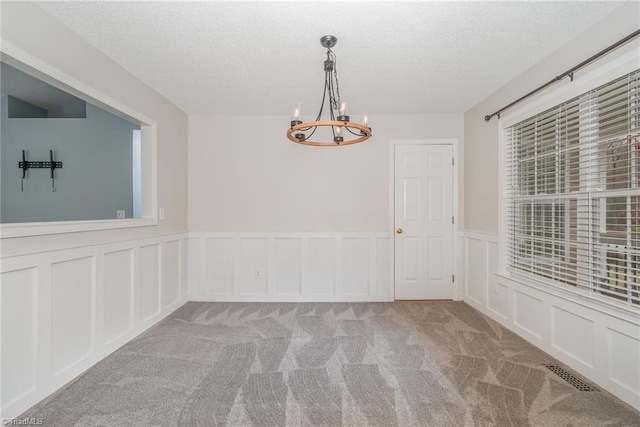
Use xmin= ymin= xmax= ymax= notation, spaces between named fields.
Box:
xmin=19 ymin=150 xmax=63 ymax=192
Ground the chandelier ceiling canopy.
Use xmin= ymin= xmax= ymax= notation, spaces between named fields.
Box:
xmin=287 ymin=35 xmax=372 ymax=146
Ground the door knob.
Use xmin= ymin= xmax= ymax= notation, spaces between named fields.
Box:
xmin=396 ymin=228 xmax=403 ymax=234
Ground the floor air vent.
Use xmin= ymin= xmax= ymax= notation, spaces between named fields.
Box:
xmin=542 ymin=365 xmax=599 ymax=391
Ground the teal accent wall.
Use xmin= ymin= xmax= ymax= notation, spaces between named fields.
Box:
xmin=1 ymin=96 xmax=139 ymax=223
xmin=7 ymin=96 xmax=47 ymax=118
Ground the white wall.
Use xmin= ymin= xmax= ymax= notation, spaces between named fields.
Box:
xmin=188 ymin=114 xmax=463 ymax=301
xmin=189 ymin=113 xmax=464 ymax=232
xmin=0 ymin=2 xmax=188 ymax=255
xmin=0 ymin=2 xmax=189 ymax=420
xmin=463 ymin=2 xmax=639 ymax=234
xmin=461 ymin=2 xmax=640 ymax=410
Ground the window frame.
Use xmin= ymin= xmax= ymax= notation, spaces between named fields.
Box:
xmin=498 ymin=47 xmax=640 ymax=313
xmin=0 ymin=41 xmax=158 ymax=238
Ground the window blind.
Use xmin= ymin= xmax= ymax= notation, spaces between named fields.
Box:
xmin=505 ymin=69 xmax=640 ymax=306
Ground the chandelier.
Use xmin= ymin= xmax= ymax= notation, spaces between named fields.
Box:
xmin=287 ymin=35 xmax=372 ymax=146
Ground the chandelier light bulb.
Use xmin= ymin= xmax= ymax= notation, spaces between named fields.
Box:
xmin=337 ymin=101 xmax=349 ymax=122
xmin=291 ymin=103 xmax=303 ymax=126
xmin=333 ymin=125 xmax=344 ymax=144
xmin=293 ymin=104 xmax=302 ymax=120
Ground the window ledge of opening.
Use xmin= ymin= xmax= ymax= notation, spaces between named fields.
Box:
xmin=0 ymin=217 xmax=157 ymax=239
xmin=496 ymin=271 xmax=640 ymax=324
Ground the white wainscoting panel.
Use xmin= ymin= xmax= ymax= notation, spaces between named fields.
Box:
xmin=1 ymin=268 xmax=38 ymax=408
xmin=189 ymin=232 xmax=391 ymax=302
xmin=51 ymin=256 xmax=95 ymax=378
xmin=104 ymin=249 xmax=134 ymax=345
xmin=341 ymin=238 xmax=369 ymax=297
xmin=186 ymin=238 xmax=200 ymax=297
xmin=607 ymin=327 xmax=640 ymax=396
xmin=139 ymin=244 xmax=161 ymax=322
xmin=205 ymin=238 xmax=234 ymax=296
xmin=240 ymin=238 xmax=268 ymax=296
xmin=464 ymin=236 xmax=486 ymax=306
xmin=551 ymin=305 xmax=595 ymax=369
xmin=461 ymin=230 xmax=640 ymax=410
xmin=0 ymin=233 xmax=188 ymax=420
xmin=163 ymin=240 xmax=182 ymax=308
xmin=376 ymin=238 xmax=391 ymax=296
xmin=513 ymin=290 xmax=544 ymax=341
xmin=273 ymin=238 xmax=302 ymax=296
xmin=307 ymin=238 xmax=336 ymax=296
xmin=485 ymin=241 xmax=506 ymax=318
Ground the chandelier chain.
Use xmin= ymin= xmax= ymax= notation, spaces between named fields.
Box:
xmin=327 ymin=49 xmax=341 ymax=112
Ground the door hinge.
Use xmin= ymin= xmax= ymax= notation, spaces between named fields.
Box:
xmin=452 ymin=216 xmax=455 ymax=224
xmin=452 ymin=158 xmax=454 ymax=166
xmin=452 ymin=274 xmax=455 ymax=283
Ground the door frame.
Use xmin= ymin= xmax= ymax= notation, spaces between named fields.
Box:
xmin=389 ymin=139 xmax=460 ymax=301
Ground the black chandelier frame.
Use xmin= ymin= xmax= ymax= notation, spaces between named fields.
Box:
xmin=287 ymin=35 xmax=372 ymax=146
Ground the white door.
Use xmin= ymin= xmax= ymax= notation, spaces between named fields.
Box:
xmin=394 ymin=144 xmax=454 ymax=299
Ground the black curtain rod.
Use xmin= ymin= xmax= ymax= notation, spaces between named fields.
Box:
xmin=484 ymin=28 xmax=640 ymax=122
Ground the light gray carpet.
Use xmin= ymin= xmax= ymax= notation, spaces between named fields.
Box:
xmin=21 ymin=302 xmax=640 ymax=426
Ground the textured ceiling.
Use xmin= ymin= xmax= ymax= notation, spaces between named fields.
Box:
xmin=36 ymin=1 xmax=622 ymax=115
